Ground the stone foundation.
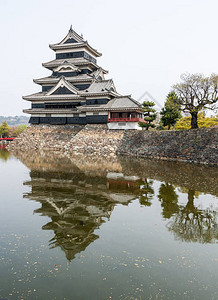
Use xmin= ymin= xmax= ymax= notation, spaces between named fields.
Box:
xmin=7 ymin=124 xmax=218 ymax=166
xmin=117 ymin=128 xmax=218 ymax=165
xmin=7 ymin=124 xmax=84 ymax=151
xmin=66 ymin=124 xmax=124 ymax=156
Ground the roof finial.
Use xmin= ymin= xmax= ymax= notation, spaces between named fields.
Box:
xmin=69 ymin=25 xmax=73 ymax=32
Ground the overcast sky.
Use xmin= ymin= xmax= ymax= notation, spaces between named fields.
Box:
xmin=0 ymin=0 xmax=217 ymax=116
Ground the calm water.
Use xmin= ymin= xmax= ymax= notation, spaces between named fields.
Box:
xmin=0 ymin=149 xmax=217 ymax=299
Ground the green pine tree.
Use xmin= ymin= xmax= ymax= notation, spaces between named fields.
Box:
xmin=160 ymin=92 xmax=182 ymax=130
xmin=138 ymin=101 xmax=157 ymax=130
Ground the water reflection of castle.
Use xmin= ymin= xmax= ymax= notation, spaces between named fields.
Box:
xmin=13 ymin=150 xmax=218 ymax=260
xmin=21 ymin=152 xmax=143 ymax=260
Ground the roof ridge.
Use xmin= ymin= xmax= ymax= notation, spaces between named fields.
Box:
xmin=61 ymin=76 xmax=80 ymax=90
xmin=128 ymin=96 xmax=141 ymax=106
xmin=105 ymin=79 xmax=113 ymax=90
xmin=69 ymin=26 xmax=84 ymax=40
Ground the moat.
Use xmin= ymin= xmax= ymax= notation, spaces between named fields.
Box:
xmin=0 ymin=149 xmax=217 ymax=299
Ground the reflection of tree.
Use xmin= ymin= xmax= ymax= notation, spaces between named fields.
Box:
xmin=0 ymin=149 xmax=12 ymax=161
xmin=167 ymin=189 xmax=217 ymax=244
xmin=13 ymin=149 xmax=217 ymax=254
xmin=177 ymin=187 xmax=202 ymax=198
xmin=158 ymin=182 xmax=179 ymax=218
xmin=138 ymin=179 xmax=154 ymax=207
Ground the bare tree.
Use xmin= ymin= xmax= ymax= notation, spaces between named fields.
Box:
xmin=173 ymin=73 xmax=218 ymax=129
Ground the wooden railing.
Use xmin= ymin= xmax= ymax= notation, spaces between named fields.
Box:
xmin=108 ymin=117 xmax=145 ymax=122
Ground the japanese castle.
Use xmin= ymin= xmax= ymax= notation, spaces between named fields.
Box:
xmin=23 ymin=26 xmax=144 ymax=130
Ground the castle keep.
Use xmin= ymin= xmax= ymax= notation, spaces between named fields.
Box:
xmin=23 ymin=26 xmax=144 ymax=130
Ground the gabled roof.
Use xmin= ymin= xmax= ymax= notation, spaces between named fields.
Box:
xmin=105 ymin=96 xmax=141 ymax=109
xmin=83 ymin=80 xmax=117 ymax=94
xmin=49 ymin=26 xmax=102 ymax=57
xmin=47 ymin=76 xmax=79 ymax=95
xmin=78 ymin=96 xmax=142 ymax=112
xmin=56 ymin=26 xmax=84 ymax=44
xmin=91 ymin=68 xmax=105 ymax=80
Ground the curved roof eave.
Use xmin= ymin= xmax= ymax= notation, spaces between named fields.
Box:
xmin=42 ymin=60 xmax=108 ymax=74
xmin=33 ymin=77 xmax=93 ymax=85
xmin=49 ymin=42 xmax=102 ymax=57
xmin=22 ymin=94 xmax=86 ymax=101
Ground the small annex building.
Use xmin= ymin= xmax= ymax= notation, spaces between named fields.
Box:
xmin=23 ymin=26 xmax=144 ymax=130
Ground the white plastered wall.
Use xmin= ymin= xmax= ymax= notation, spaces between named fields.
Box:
xmin=107 ymin=122 xmax=142 ymax=130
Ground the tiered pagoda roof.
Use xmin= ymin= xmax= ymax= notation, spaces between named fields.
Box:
xmin=23 ymin=26 xmax=143 ymax=127
xmin=23 ymin=78 xmax=118 ymax=101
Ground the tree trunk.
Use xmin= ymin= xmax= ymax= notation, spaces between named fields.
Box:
xmin=186 ymin=190 xmax=195 ymax=211
xmin=190 ymin=112 xmax=198 ymax=129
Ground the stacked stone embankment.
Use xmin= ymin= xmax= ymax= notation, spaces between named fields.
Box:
xmin=7 ymin=124 xmax=218 ymax=165
xmin=65 ymin=124 xmax=124 ymax=156
xmin=0 ymin=140 xmax=11 ymax=146
xmin=117 ymin=127 xmax=218 ymax=165
xmin=7 ymin=124 xmax=84 ymax=151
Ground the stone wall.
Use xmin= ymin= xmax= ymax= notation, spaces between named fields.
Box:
xmin=7 ymin=124 xmax=218 ymax=166
xmin=117 ymin=127 xmax=218 ymax=165
xmin=8 ymin=124 xmax=84 ymax=151
xmin=65 ymin=124 xmax=124 ymax=157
